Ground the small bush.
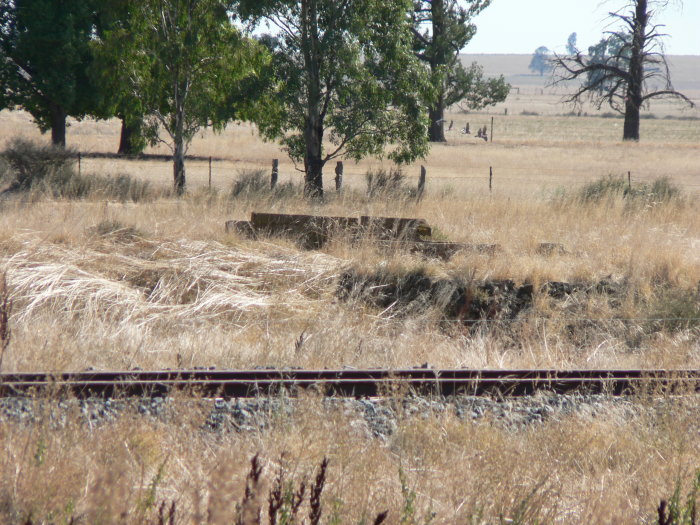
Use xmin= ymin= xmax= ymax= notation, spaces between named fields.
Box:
xmin=0 ymin=139 xmax=155 ymax=202
xmin=231 ymin=169 xmax=269 ymax=197
xmin=600 ymin=112 xmax=620 ymax=119
xmin=80 ymin=173 xmax=155 ymax=202
xmin=520 ymin=110 xmax=539 ymax=116
xmin=366 ymin=167 xmax=414 ymax=200
xmin=647 ymin=287 xmax=700 ymax=333
xmin=578 ymin=175 xmax=628 ymax=203
xmin=577 ymin=175 xmax=683 ymax=206
xmin=230 ymin=168 xmax=298 ymax=199
xmin=645 ymin=177 xmax=681 ymax=202
xmin=1 ymin=138 xmax=76 ymax=192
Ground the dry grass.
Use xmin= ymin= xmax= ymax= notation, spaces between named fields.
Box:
xmin=2 ymin=395 xmax=700 ymax=523
xmin=0 ymin=185 xmax=697 ymax=372
xmin=0 ymin=85 xmax=699 ymax=523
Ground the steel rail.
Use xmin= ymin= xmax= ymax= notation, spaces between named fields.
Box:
xmin=2 ymin=369 xmax=700 ymax=398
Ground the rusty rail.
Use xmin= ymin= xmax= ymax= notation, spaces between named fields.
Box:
xmin=2 ymin=369 xmax=700 ymax=398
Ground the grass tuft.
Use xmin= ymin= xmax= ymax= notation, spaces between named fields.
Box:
xmin=230 ymin=169 xmax=298 ymax=200
xmin=576 ymin=175 xmax=684 ymax=207
xmin=0 ymin=138 xmax=157 ymax=202
xmin=366 ymin=167 xmax=414 ymax=200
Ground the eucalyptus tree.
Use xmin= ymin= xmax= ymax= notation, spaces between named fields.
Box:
xmin=0 ymin=0 xmax=101 ymax=147
xmin=91 ymin=0 xmax=147 ymax=155
xmin=552 ymin=0 xmax=694 ymax=141
xmin=529 ymin=46 xmax=553 ymax=76
xmin=242 ymin=0 xmax=431 ymax=198
xmin=411 ymin=0 xmax=509 ymax=142
xmin=115 ymin=0 xmax=268 ymax=193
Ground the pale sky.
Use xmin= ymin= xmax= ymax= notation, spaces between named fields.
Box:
xmin=467 ymin=0 xmax=700 ymax=55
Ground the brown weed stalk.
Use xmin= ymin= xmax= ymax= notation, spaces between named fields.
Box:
xmin=0 ymin=272 xmax=12 ymax=372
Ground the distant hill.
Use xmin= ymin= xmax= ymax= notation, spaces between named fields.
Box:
xmin=460 ymin=54 xmax=700 ymax=91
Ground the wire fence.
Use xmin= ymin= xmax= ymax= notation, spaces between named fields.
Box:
xmin=74 ymin=153 xmax=700 ymax=194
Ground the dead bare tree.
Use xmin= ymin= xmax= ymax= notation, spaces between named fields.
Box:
xmin=551 ymin=0 xmax=694 ymax=141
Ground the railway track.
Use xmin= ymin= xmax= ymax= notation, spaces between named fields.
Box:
xmin=2 ymin=369 xmax=700 ymax=398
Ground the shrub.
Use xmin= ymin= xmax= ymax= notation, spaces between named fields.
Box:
xmin=77 ymin=173 xmax=156 ymax=202
xmin=578 ymin=175 xmax=628 ymax=203
xmin=647 ymin=287 xmax=700 ymax=333
xmin=366 ymin=167 xmax=414 ymax=200
xmin=577 ymin=175 xmax=683 ymax=206
xmin=1 ymin=138 xmax=76 ymax=192
xmin=230 ymin=168 xmax=298 ymax=199
xmin=231 ymin=169 xmax=269 ymax=197
xmin=0 ymin=139 xmax=155 ymax=202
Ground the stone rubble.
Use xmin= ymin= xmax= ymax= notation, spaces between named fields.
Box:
xmin=0 ymin=392 xmax=645 ymax=439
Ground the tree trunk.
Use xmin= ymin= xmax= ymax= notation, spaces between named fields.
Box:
xmin=623 ymin=0 xmax=646 ymax=141
xmin=49 ymin=103 xmax=66 ymax=148
xmin=118 ymin=116 xmax=143 ymax=155
xmin=173 ymin=140 xmax=186 ymax=196
xmin=623 ymin=100 xmax=641 ymax=141
xmin=304 ymin=115 xmax=324 ymax=198
xmin=428 ymin=104 xmax=446 ymax=142
xmin=302 ymin=0 xmax=324 ymax=198
xmin=428 ymin=0 xmax=447 ymax=143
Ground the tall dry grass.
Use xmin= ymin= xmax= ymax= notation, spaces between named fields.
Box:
xmin=0 ymin=104 xmax=698 ymax=524
xmin=2 ymin=394 xmax=700 ymax=523
xmin=0 ymin=178 xmax=697 ymax=372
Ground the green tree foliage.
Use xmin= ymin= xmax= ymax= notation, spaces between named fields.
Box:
xmin=0 ymin=0 xmax=101 ymax=147
xmin=242 ymin=0 xmax=430 ymax=198
xmin=91 ymin=0 xmax=147 ymax=155
xmin=529 ymin=46 xmax=552 ymax=76
xmin=412 ymin=0 xmax=509 ymax=142
xmin=113 ymin=0 xmax=268 ymax=194
xmin=552 ymin=0 xmax=694 ymax=141
xmin=585 ymin=33 xmax=629 ymax=95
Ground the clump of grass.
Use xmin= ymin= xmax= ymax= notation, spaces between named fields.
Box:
xmin=366 ymin=167 xmax=414 ymax=200
xmin=644 ymin=177 xmax=682 ymax=203
xmin=647 ymin=286 xmax=700 ymax=333
xmin=230 ymin=168 xmax=299 ymax=200
xmin=578 ymin=175 xmax=629 ymax=203
xmin=89 ymin=220 xmax=145 ymax=243
xmin=577 ymin=175 xmax=683 ymax=206
xmin=1 ymin=138 xmax=76 ymax=192
xmin=57 ymin=172 xmax=157 ymax=202
xmin=658 ymin=469 xmax=700 ymax=525
xmin=83 ymin=173 xmax=156 ymax=202
xmin=231 ymin=169 xmax=269 ymax=197
xmin=0 ymin=138 xmax=156 ymax=202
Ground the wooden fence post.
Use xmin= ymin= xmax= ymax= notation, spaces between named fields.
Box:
xmin=78 ymin=152 xmax=81 ymax=176
xmin=489 ymin=166 xmax=493 ymax=193
xmin=334 ymin=161 xmax=343 ymax=192
xmin=628 ymin=170 xmax=631 ymax=190
xmin=490 ymin=116 xmax=494 ymax=142
xmin=208 ymin=156 xmax=212 ymax=189
xmin=271 ymin=159 xmax=279 ymax=189
xmin=417 ymin=165 xmax=426 ymax=201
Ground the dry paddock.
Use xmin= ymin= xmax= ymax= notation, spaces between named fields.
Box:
xmin=0 ymin=100 xmax=699 ymax=522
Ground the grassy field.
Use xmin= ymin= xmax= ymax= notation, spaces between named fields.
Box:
xmin=0 ymin=70 xmax=699 ymax=522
